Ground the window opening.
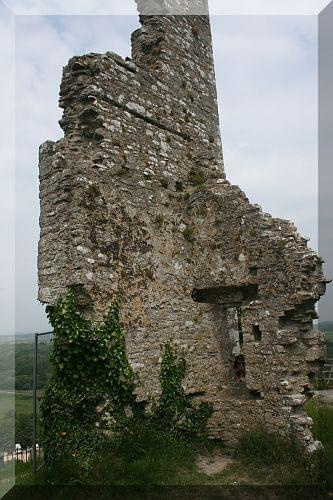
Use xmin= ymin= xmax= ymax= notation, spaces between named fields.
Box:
xmin=236 ymin=307 xmax=243 ymax=346
xmin=252 ymin=324 xmax=262 ymax=341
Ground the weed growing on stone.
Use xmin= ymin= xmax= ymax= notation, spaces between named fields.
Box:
xmin=188 ymin=168 xmax=206 ymax=186
xmin=183 ymin=225 xmax=196 ymax=242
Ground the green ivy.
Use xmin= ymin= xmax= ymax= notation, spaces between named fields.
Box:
xmin=41 ymin=293 xmax=213 ymax=468
xmin=41 ymin=290 xmax=134 ymax=466
xmin=152 ymin=342 xmax=213 ymax=437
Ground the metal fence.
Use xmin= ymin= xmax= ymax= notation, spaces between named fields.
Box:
xmin=0 ymin=447 xmax=43 ymax=467
xmin=319 ymin=357 xmax=333 ymax=388
xmin=0 ymin=331 xmax=52 ymax=475
xmin=32 ymin=331 xmax=53 ymax=475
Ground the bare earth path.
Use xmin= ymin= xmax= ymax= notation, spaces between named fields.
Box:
xmin=196 ymin=450 xmax=235 ymax=476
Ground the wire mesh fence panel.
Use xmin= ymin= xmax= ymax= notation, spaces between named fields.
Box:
xmin=33 ymin=332 xmax=53 ymax=474
xmin=0 ymin=332 xmax=54 ymax=473
xmin=319 ymin=358 xmax=333 ymax=388
xmin=0 ymin=447 xmax=44 ymax=466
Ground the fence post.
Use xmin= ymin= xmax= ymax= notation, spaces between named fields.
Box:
xmin=32 ymin=332 xmax=38 ymax=475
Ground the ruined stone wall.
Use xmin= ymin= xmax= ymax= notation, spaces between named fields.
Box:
xmin=38 ymin=5 xmax=327 ymax=450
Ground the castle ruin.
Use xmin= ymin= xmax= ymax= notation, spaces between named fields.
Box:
xmin=38 ymin=0 xmax=327 ymax=450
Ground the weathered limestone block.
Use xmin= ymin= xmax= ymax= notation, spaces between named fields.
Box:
xmin=38 ymin=0 xmax=327 ymax=450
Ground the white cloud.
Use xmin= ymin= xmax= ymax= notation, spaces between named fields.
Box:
xmin=0 ymin=1 xmax=15 ymax=334
xmin=2 ymin=0 xmax=331 ymax=15
xmin=14 ymin=15 xmax=138 ymax=334
xmin=211 ymin=15 xmax=318 ymax=249
xmin=209 ymin=0 xmax=329 ymax=15
xmin=3 ymin=0 xmax=137 ymax=15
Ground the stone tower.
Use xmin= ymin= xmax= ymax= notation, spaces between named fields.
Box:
xmin=38 ymin=0 xmax=327 ymax=449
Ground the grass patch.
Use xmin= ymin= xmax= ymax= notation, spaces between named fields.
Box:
xmin=0 ymin=463 xmax=15 ymax=499
xmin=17 ymin=420 xmax=218 ymax=486
xmin=234 ymin=429 xmax=301 ymax=466
xmin=0 ymin=340 xmax=52 ymax=392
xmin=0 ymin=393 xmax=43 ymax=450
xmin=324 ymin=330 xmax=333 ymax=357
xmin=232 ymin=429 xmax=323 ymax=486
xmin=226 ymin=400 xmax=333 ymax=487
xmin=0 ymin=394 xmax=15 ymax=420
xmin=16 ymin=393 xmax=35 ymax=416
xmin=15 ymin=400 xmax=333 ymax=488
xmin=14 ymin=412 xmax=333 ymax=488
xmin=0 ymin=462 xmax=14 ymax=482
xmin=12 ymin=395 xmax=333 ymax=488
xmin=305 ymin=398 xmax=333 ymax=487
xmin=306 ymin=398 xmax=333 ymax=444
xmin=0 ymin=392 xmax=39 ymax=428
xmin=91 ymin=423 xmax=203 ymax=485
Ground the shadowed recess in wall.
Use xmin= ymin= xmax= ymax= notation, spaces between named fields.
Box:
xmin=192 ymin=284 xmax=259 ymax=307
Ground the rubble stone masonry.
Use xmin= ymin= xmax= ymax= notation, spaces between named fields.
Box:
xmin=38 ymin=1 xmax=327 ymax=449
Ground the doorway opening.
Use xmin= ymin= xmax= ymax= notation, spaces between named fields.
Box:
xmin=233 ymin=353 xmax=245 ymax=382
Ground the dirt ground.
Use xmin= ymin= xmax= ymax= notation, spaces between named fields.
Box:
xmin=196 ymin=450 xmax=235 ymax=476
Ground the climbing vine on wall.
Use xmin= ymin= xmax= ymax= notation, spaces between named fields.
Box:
xmin=41 ymin=293 xmax=214 ymax=467
xmin=40 ymin=290 xmax=134 ymax=466
xmin=152 ymin=342 xmax=213 ymax=436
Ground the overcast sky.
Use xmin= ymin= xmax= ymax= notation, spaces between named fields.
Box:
xmin=0 ymin=4 xmax=331 ymax=333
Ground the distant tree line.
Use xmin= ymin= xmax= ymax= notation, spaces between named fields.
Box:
xmin=0 ymin=410 xmax=35 ymax=450
xmin=0 ymin=341 xmax=51 ymax=451
xmin=0 ymin=341 xmax=53 ymax=391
